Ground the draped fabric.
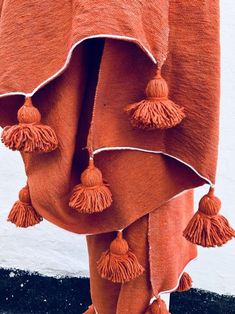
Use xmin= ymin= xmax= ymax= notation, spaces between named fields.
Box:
xmin=0 ymin=1 xmax=220 ymax=313
xmin=87 ymin=190 xmax=196 ymax=314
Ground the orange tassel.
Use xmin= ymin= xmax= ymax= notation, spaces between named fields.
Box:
xmin=83 ymin=304 xmax=95 ymax=314
xmin=176 ymin=272 xmax=192 ymax=292
xmin=69 ymin=158 xmax=112 ymax=214
xmin=183 ymin=187 xmax=235 ymax=247
xmin=144 ymin=298 xmax=170 ymax=314
xmin=1 ymin=97 xmax=58 ymax=152
xmin=8 ymin=185 xmax=42 ymax=227
xmin=97 ymin=231 xmax=144 ymax=283
xmin=124 ymin=68 xmax=185 ymax=130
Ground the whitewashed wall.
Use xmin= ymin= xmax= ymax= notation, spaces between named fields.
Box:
xmin=0 ymin=150 xmax=89 ymax=278
xmin=0 ymin=1 xmax=234 ymax=295
xmin=186 ymin=1 xmax=235 ymax=295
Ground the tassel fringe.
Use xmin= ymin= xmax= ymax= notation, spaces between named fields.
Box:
xmin=183 ymin=187 xmax=235 ymax=247
xmin=83 ymin=304 xmax=95 ymax=314
xmin=124 ymin=69 xmax=185 ymax=130
xmin=97 ymin=231 xmax=144 ymax=283
xmin=8 ymin=185 xmax=42 ymax=227
xmin=69 ymin=158 xmax=112 ymax=214
xmin=1 ymin=97 xmax=58 ymax=153
xmin=144 ymin=298 xmax=170 ymax=314
xmin=176 ymin=272 xmax=192 ymax=292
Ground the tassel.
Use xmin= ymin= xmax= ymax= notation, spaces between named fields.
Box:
xmin=8 ymin=185 xmax=42 ymax=227
xmin=176 ymin=272 xmax=192 ymax=292
xmin=83 ymin=304 xmax=95 ymax=314
xmin=124 ymin=68 xmax=185 ymax=130
xmin=183 ymin=187 xmax=235 ymax=247
xmin=69 ymin=158 xmax=112 ymax=214
xmin=1 ymin=97 xmax=58 ymax=152
xmin=97 ymin=231 xmax=144 ymax=283
xmin=144 ymin=298 xmax=170 ymax=314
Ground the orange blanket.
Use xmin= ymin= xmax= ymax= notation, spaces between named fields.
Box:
xmin=0 ymin=1 xmax=233 ymax=313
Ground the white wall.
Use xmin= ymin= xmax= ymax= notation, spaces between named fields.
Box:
xmin=0 ymin=1 xmax=234 ymax=295
xmin=0 ymin=149 xmax=89 ymax=278
xmin=187 ymin=1 xmax=235 ymax=295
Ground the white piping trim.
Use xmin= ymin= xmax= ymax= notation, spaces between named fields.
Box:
xmin=39 ymin=183 xmax=204 ymax=237
xmin=93 ymin=257 xmax=198 ymax=314
xmin=93 ymin=146 xmax=213 ymax=187
xmin=81 ymin=188 xmax=200 ymax=237
xmin=0 ymin=34 xmax=156 ymax=99
xmin=157 ymin=256 xmax=198 ymax=297
xmin=41 ymin=189 xmax=194 ymax=237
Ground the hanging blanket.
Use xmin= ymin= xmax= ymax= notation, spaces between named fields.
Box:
xmin=0 ymin=1 xmax=233 ymax=313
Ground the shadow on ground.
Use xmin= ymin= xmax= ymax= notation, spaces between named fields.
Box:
xmin=0 ymin=269 xmax=234 ymax=313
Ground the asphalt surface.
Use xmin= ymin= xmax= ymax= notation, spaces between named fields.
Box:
xmin=0 ymin=269 xmax=235 ymax=313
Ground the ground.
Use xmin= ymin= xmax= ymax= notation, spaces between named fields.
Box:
xmin=0 ymin=269 xmax=234 ymax=313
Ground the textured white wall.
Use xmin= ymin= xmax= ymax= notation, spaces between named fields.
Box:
xmin=0 ymin=1 xmax=235 ymax=295
xmin=0 ymin=149 xmax=89 ymax=278
xmin=188 ymin=1 xmax=235 ymax=295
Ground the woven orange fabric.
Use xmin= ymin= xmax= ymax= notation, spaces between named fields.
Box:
xmin=87 ymin=190 xmax=196 ymax=314
xmin=0 ymin=1 xmax=221 ymax=313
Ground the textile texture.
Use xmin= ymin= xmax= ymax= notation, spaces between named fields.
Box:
xmin=0 ymin=1 xmax=220 ymax=313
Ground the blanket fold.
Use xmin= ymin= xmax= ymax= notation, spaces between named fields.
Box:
xmin=0 ymin=1 xmax=233 ymax=313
